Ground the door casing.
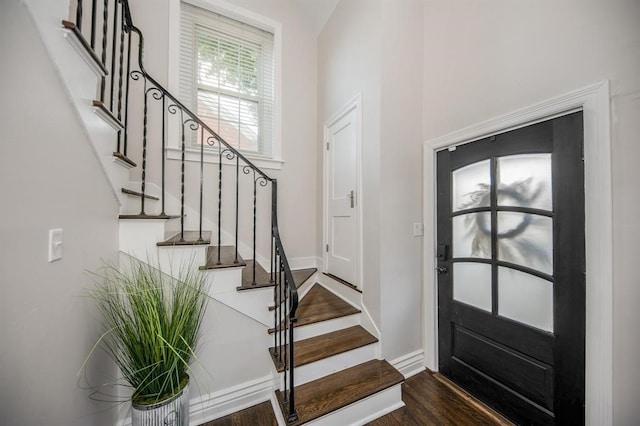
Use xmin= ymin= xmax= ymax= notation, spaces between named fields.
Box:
xmin=422 ymin=81 xmax=613 ymax=425
xmin=323 ymin=94 xmax=363 ymax=289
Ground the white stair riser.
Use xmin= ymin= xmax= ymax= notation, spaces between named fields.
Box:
xmin=305 ymin=384 xmax=404 ymax=426
xmin=157 ymin=245 xmax=208 ymax=277
xmin=119 ymin=220 xmax=166 ymax=258
xmin=278 ymin=343 xmax=377 ymax=389
xmin=204 ymin=268 xmax=245 ymax=293
xmin=212 ymin=288 xmax=273 ymax=326
xmin=292 ymin=314 xmax=360 ymax=341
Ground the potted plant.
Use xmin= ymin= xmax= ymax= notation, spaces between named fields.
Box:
xmin=82 ymin=256 xmax=209 ymax=426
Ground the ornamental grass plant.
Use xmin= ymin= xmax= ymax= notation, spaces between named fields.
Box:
xmin=84 ymin=256 xmax=209 ymax=405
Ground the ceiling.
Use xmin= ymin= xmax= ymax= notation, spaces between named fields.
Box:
xmin=293 ymin=0 xmax=341 ymax=35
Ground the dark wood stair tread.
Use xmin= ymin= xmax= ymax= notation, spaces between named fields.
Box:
xmin=267 ymin=268 xmax=317 ymax=309
xmin=121 ymin=188 xmax=160 ymax=200
xmin=112 ymin=151 xmax=136 ymax=167
xmin=200 ymin=246 xmax=246 ymax=270
xmin=275 ymin=359 xmax=403 ymax=425
xmin=269 ymin=284 xmax=360 ymax=334
xmin=119 ymin=213 xmax=180 ymax=220
xmin=157 ymin=231 xmax=211 ymax=246
xmin=269 ymin=325 xmax=378 ymax=371
xmin=239 ymin=263 xmax=316 ymax=292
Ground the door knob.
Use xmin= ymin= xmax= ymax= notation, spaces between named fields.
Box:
xmin=435 ymin=266 xmax=448 ymax=274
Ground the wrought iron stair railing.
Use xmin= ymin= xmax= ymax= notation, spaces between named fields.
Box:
xmin=66 ymin=0 xmax=299 ymax=421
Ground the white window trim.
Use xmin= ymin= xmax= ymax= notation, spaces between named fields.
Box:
xmin=167 ymin=0 xmax=283 ymax=169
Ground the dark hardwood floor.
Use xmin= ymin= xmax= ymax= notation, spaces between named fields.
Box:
xmin=366 ymin=370 xmax=513 ymax=426
xmin=200 ymin=369 xmax=512 ymax=425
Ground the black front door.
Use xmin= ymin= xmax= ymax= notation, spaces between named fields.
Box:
xmin=436 ymin=112 xmax=585 ymax=425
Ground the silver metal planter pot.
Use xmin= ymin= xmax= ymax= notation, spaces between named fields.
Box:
xmin=131 ymin=381 xmax=189 ymax=426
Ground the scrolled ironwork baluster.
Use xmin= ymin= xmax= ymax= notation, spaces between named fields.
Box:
xmin=167 ymin=103 xmax=180 ymax=217
xmin=76 ymin=0 xmax=83 ymax=31
xmin=217 ymin=144 xmax=223 ymax=264
xmin=109 ymin=0 xmax=119 ymax=110
xmin=90 ymin=0 xmax=97 ymax=48
xmin=100 ymin=0 xmax=108 ymax=101
xmin=234 ymin=157 xmax=240 ymax=263
xmin=117 ymin=1 xmax=125 ymax=122
xmin=122 ymin=24 xmax=132 ymax=156
xmin=198 ymin=127 xmax=204 ymax=242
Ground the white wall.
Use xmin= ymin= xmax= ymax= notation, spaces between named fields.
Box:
xmin=125 ymin=0 xmax=318 ymax=266
xmin=318 ymin=0 xmax=383 ymax=328
xmin=0 ymin=1 xmax=120 ymax=424
xmin=318 ymin=0 xmax=425 ymax=360
xmin=422 ymin=0 xmax=640 ymax=424
xmin=379 ymin=0 xmax=424 ymax=361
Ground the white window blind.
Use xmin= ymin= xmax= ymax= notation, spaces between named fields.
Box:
xmin=180 ymin=2 xmax=274 ymax=156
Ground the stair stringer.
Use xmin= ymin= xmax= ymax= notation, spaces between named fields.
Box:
xmin=23 ymin=0 xmax=134 ymax=210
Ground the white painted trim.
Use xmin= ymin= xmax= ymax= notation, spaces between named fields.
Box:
xmin=322 ymin=94 xmax=364 ymax=290
xmin=116 ymin=374 xmax=275 ymax=426
xmin=422 ymin=81 xmax=613 ymax=426
xmin=189 ymin=374 xmax=275 ymax=425
xmin=390 ymin=350 xmax=426 ymax=379
xmin=166 ymin=146 xmax=284 ymax=171
xmin=62 ymin=28 xmax=107 ymax=78
xmin=288 ymin=255 xmax=321 ymax=271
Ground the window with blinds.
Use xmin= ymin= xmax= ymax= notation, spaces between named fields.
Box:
xmin=180 ymin=2 xmax=274 ymax=156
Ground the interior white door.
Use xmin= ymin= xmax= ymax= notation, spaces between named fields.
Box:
xmin=325 ymin=105 xmax=358 ymax=286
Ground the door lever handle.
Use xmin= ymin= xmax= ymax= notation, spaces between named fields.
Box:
xmin=349 ymin=190 xmax=355 ymax=208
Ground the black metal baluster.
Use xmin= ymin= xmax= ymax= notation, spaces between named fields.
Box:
xmin=281 ymin=258 xmax=287 ymax=403
xmin=217 ymin=144 xmax=223 ymax=265
xmin=116 ymin=2 xmax=125 ymax=122
xmin=140 ymin=80 xmax=148 ymax=215
xmin=122 ymin=23 xmax=132 ymax=156
xmin=100 ymin=0 xmax=108 ymax=101
xmin=271 ymin=186 xmax=275 ymax=284
xmin=76 ymin=0 xmax=83 ymax=31
xmin=90 ymin=0 xmax=97 ymax=48
xmin=251 ymin=169 xmax=258 ymax=285
xmin=161 ymin=96 xmax=166 ymax=216
xmin=180 ymin=112 xmax=186 ymax=241
xmin=288 ymin=285 xmax=297 ymax=423
xmin=109 ymin=0 xmax=119 ymax=111
xmin=234 ymin=157 xmax=240 ymax=263
xmin=198 ymin=127 xmax=204 ymax=242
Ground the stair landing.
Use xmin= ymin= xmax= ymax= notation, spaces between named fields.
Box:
xmin=269 ymin=283 xmax=361 ymax=334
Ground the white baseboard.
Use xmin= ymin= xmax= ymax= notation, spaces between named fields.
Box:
xmin=189 ymin=374 xmax=275 ymax=425
xmin=288 ymin=255 xmax=322 ymax=270
xmin=391 ymin=350 xmax=425 ymax=379
xmin=115 ymin=374 xmax=276 ymax=426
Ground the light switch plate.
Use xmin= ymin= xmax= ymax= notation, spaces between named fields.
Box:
xmin=48 ymin=228 xmax=63 ymax=262
xmin=413 ymin=222 xmax=424 ymax=237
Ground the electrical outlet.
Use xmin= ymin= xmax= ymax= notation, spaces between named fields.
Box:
xmin=48 ymin=228 xmax=63 ymax=262
xmin=413 ymin=222 xmax=424 ymax=237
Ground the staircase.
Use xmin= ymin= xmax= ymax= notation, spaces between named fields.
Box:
xmin=28 ymin=0 xmax=407 ymax=423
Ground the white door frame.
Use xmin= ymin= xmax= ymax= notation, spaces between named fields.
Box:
xmin=323 ymin=94 xmax=363 ymax=289
xmin=423 ymin=81 xmax=613 ymax=425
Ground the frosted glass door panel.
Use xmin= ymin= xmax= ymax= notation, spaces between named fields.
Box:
xmin=452 ymin=160 xmax=491 ymax=212
xmin=498 ymin=212 xmax=553 ymax=275
xmin=453 ymin=263 xmax=492 ymax=312
xmin=453 ymin=213 xmax=492 ymax=259
xmin=498 ymin=267 xmax=553 ymax=332
xmin=497 ymin=154 xmax=552 ymax=211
